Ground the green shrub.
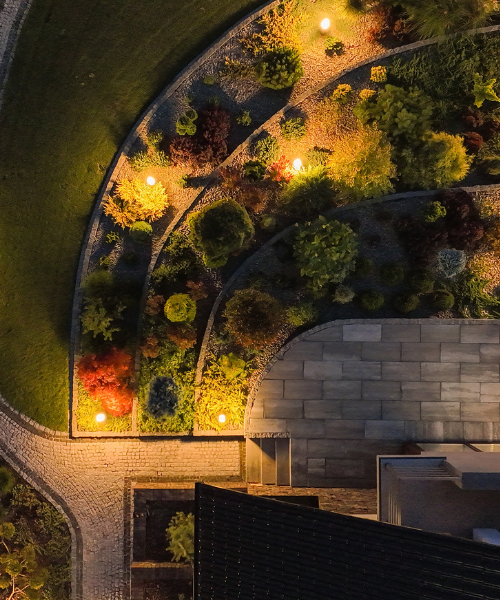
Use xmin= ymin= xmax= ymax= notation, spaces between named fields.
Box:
xmin=333 ymin=284 xmax=355 ymax=304
xmin=129 ymin=131 xmax=170 ymax=171
xmin=305 ymin=147 xmax=330 ymax=167
xmin=217 ymin=353 xmax=246 ymax=381
xmin=106 ymin=231 xmax=120 ymax=244
xmin=99 ymin=255 xmax=111 ymax=269
xmin=188 ymin=198 xmax=254 ymax=268
xmin=380 ymin=262 xmax=404 ymax=286
xmin=293 ymin=216 xmax=358 ymax=291
xmin=0 ymin=467 xmax=15 ymax=495
xmin=370 ymin=66 xmax=387 ymax=83
xmin=437 ymin=249 xmax=467 ymax=278
xmin=395 ymin=0 xmax=498 ymax=38
xmin=399 ymin=131 xmax=471 ymax=190
xmin=121 ymin=251 xmax=139 ymax=266
xmin=148 ymin=376 xmax=178 ymax=418
xmin=82 ymin=269 xmax=114 ymax=299
xmin=473 ymin=72 xmax=500 ymax=108
xmin=255 ymin=135 xmax=280 ymax=164
xmin=431 ymin=289 xmax=455 ymax=311
xmin=105 ymin=178 xmax=169 ymax=227
xmin=286 ymin=303 xmax=318 ymax=327
xmin=166 ymin=512 xmax=194 ymax=564
xmin=243 ymin=159 xmax=266 ymax=181
xmin=393 ymin=293 xmax=420 ymax=313
xmin=220 ymin=58 xmax=254 ymax=79
xmin=130 ymin=221 xmax=153 ymax=243
xmin=325 ymin=36 xmax=344 ymax=55
xmin=203 ymin=74 xmax=217 ymax=85
xmin=164 ymin=294 xmax=196 ymax=323
xmin=422 ymin=200 xmax=446 ymax=222
xmin=408 ymin=269 xmax=435 ymax=293
xmin=280 ymin=165 xmax=336 ymax=214
xmin=224 ymin=288 xmax=285 ymax=349
xmin=353 ymin=256 xmax=373 ymax=278
xmin=256 ymin=47 xmax=304 ymax=90
xmin=329 ymin=125 xmax=396 ymax=201
xmin=236 ymin=110 xmax=252 ymax=126
xmin=176 ymin=109 xmax=198 ymax=136
xmin=81 ymin=297 xmax=124 ymax=341
xmin=453 ymin=272 xmax=500 ymax=318
xmin=260 ymin=214 xmax=277 ymax=230
xmin=354 ymin=84 xmax=434 ymax=145
xmin=330 ymin=83 xmax=352 ymax=105
xmin=359 ymin=289 xmax=384 ymax=311
xmin=176 ymin=174 xmax=189 ymax=188
xmin=280 ymin=117 xmax=306 ymax=141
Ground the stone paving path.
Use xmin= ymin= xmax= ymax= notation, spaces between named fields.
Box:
xmin=249 ymin=319 xmax=500 ymax=488
xmin=0 ymin=396 xmax=242 ymax=600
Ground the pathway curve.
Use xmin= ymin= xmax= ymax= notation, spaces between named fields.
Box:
xmin=0 ymin=396 xmax=242 ymax=600
xmin=249 ymin=319 xmax=500 ymax=487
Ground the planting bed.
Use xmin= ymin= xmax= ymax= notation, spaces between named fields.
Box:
xmin=72 ymin=1 xmax=500 ymax=436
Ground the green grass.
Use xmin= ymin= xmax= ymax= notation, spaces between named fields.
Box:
xmin=0 ymin=0 xmax=263 ymax=430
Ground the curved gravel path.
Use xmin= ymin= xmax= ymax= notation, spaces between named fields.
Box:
xmin=0 ymin=395 xmax=242 ymax=600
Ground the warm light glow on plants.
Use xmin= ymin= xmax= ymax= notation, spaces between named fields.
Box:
xmin=218 ymin=414 xmax=226 ymax=424
xmin=96 ymin=413 xmax=106 ymax=423
xmin=146 ymin=176 xmax=156 ymax=186
xmin=320 ymin=18 xmax=330 ymax=31
xmin=293 ymin=158 xmax=303 ymax=170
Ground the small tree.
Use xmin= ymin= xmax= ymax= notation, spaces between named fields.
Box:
xmin=293 ymin=216 xmax=358 ymax=291
xmin=166 ymin=512 xmax=194 ymax=565
xmin=0 ymin=522 xmax=48 ymax=600
xmin=104 ymin=178 xmax=169 ymax=228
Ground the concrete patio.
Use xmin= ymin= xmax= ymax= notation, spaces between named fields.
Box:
xmin=248 ymin=319 xmax=500 ymax=487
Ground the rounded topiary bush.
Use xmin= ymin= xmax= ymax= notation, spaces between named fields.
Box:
xmin=431 ymin=290 xmax=455 ymax=311
xmin=353 ymin=256 xmax=373 ymax=279
xmin=130 ymin=220 xmax=153 ymax=243
xmin=256 ymin=47 xmax=304 ymax=90
xmin=333 ymin=284 xmax=355 ymax=304
xmin=82 ymin=269 xmax=114 ymax=299
xmin=164 ymin=293 xmax=196 ymax=323
xmin=188 ymin=198 xmax=254 ymax=268
xmin=223 ymin=288 xmax=285 ymax=349
xmin=286 ymin=303 xmax=318 ymax=327
xmin=147 ymin=376 xmax=179 ymax=418
xmin=393 ymin=293 xmax=420 ymax=314
xmin=380 ymin=262 xmax=404 ymax=286
xmin=408 ymin=269 xmax=435 ymax=294
xmin=359 ymin=290 xmax=384 ymax=311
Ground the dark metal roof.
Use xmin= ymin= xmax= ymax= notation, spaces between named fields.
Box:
xmin=195 ymin=483 xmax=500 ymax=600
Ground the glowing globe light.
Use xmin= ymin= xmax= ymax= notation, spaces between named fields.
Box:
xmin=320 ymin=18 xmax=330 ymax=30
xmin=218 ymin=414 xmax=226 ymax=424
xmin=146 ymin=176 xmax=156 ymax=186
xmin=96 ymin=413 xmax=106 ymax=423
xmin=293 ymin=158 xmax=303 ymax=170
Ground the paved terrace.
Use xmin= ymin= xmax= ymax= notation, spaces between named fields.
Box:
xmin=249 ymin=320 xmax=500 ymax=487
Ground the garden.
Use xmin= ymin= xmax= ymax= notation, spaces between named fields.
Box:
xmin=72 ymin=0 xmax=500 ymax=435
xmin=0 ymin=462 xmax=71 ymax=600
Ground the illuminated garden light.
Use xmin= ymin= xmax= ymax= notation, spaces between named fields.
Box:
xmin=96 ymin=413 xmax=106 ymax=423
xmin=320 ymin=18 xmax=330 ymax=31
xmin=293 ymin=158 xmax=303 ymax=170
xmin=146 ymin=176 xmax=156 ymax=186
xmin=218 ymin=414 xmax=226 ymax=424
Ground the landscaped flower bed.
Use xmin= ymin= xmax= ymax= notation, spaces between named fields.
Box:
xmin=73 ymin=0 xmax=500 ymax=434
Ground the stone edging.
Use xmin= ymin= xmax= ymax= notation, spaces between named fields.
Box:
xmin=243 ymin=318 xmax=500 ymax=435
xmin=0 ymin=0 xmax=34 ymax=109
xmin=68 ymin=0 xmax=280 ymax=437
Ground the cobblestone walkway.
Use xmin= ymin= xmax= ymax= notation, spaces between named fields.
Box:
xmin=0 ymin=397 xmax=242 ymax=600
xmin=249 ymin=319 xmax=500 ymax=488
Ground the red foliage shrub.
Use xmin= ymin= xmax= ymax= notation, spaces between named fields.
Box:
xmin=77 ymin=348 xmax=134 ymax=416
xmin=220 ymin=166 xmax=243 ymax=190
xmin=397 ymin=216 xmax=447 ymax=265
xmin=169 ymin=136 xmax=213 ymax=168
xmin=462 ymin=107 xmax=484 ymax=130
xmin=268 ymin=155 xmax=295 ymax=183
xmin=481 ymin=117 xmax=500 ymax=140
xmin=438 ymin=189 xmax=484 ymax=250
xmin=238 ymin=184 xmax=266 ymax=213
xmin=166 ymin=323 xmax=197 ymax=349
xmin=463 ymin=131 xmax=484 ymax=153
xmin=367 ymin=4 xmax=411 ymax=46
xmin=200 ymin=107 xmax=231 ymax=145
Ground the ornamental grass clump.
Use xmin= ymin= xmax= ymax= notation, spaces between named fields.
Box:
xmin=293 ymin=216 xmax=358 ymax=292
xmin=223 ymin=288 xmax=285 ymax=349
xmin=256 ymin=47 xmax=304 ymax=90
xmin=188 ymin=198 xmax=254 ymax=268
xmin=105 ymin=178 xmax=169 ymax=228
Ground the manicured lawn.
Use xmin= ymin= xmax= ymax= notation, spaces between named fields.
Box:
xmin=0 ymin=0 xmax=263 ymax=430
